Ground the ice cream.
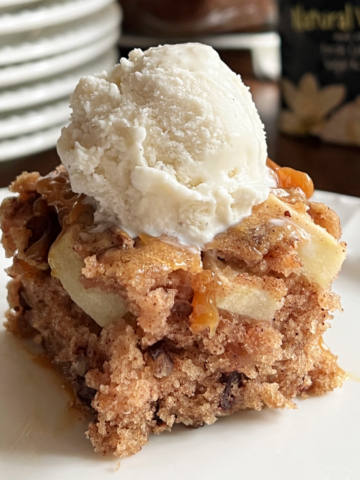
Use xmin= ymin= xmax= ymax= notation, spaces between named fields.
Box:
xmin=58 ymin=43 xmax=273 ymax=247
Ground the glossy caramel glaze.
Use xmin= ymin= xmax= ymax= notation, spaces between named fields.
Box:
xmin=267 ymin=158 xmax=314 ymax=199
xmin=36 ymin=167 xmax=93 ymax=226
xmin=190 ymin=270 xmax=222 ymax=337
xmin=139 ymin=233 xmax=202 ymax=274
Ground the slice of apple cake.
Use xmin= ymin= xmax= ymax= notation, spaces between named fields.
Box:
xmin=0 ymin=166 xmax=346 ymax=458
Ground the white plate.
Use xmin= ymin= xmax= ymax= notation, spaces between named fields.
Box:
xmin=0 ymin=190 xmax=359 ymax=479
xmin=0 ymin=0 xmax=41 ymax=8
xmin=0 ymin=3 xmax=121 ymax=66
xmin=0 ymin=0 xmax=114 ymax=35
xmin=0 ymin=47 xmax=118 ymax=160
xmin=0 ymin=125 xmax=62 ymax=161
xmin=0 ymin=49 xmax=118 ymax=113
xmin=0 ymin=47 xmax=117 ymax=161
xmin=0 ymin=0 xmax=39 ymax=5
xmin=0 ymin=29 xmax=119 ymax=88
xmin=0 ymin=100 xmax=70 ymax=139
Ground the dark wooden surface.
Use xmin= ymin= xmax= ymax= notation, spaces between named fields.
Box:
xmin=1 ymin=79 xmax=360 ymax=197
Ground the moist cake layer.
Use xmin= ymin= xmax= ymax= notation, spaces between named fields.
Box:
xmin=1 ymin=168 xmax=346 ymax=458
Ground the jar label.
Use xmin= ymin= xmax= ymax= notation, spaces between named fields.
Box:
xmin=279 ymin=0 xmax=360 ymax=146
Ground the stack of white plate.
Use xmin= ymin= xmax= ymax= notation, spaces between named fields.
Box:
xmin=0 ymin=0 xmax=122 ymax=162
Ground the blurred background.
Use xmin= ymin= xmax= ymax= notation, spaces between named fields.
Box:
xmin=0 ymin=0 xmax=359 ymax=196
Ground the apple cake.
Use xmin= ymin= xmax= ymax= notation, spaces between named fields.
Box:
xmin=0 ymin=164 xmax=346 ymax=458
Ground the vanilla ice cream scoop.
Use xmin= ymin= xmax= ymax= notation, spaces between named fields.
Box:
xmin=58 ymin=43 xmax=273 ymax=246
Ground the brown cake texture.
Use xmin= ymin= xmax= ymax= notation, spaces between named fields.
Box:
xmin=1 ymin=167 xmax=346 ymax=458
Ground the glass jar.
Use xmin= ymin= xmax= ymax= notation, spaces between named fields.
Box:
xmin=279 ymin=0 xmax=360 ymax=146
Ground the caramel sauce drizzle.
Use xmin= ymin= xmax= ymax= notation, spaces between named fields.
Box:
xmin=139 ymin=234 xmax=220 ymax=335
xmin=36 ymin=168 xmax=92 ymax=226
xmin=22 ymin=168 xmax=92 ymax=269
xmin=139 ymin=233 xmax=202 ymax=273
xmin=191 ymin=160 xmax=315 ymax=335
xmin=190 ymin=270 xmax=222 ymax=337
xmin=267 ymin=158 xmax=314 ymax=199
